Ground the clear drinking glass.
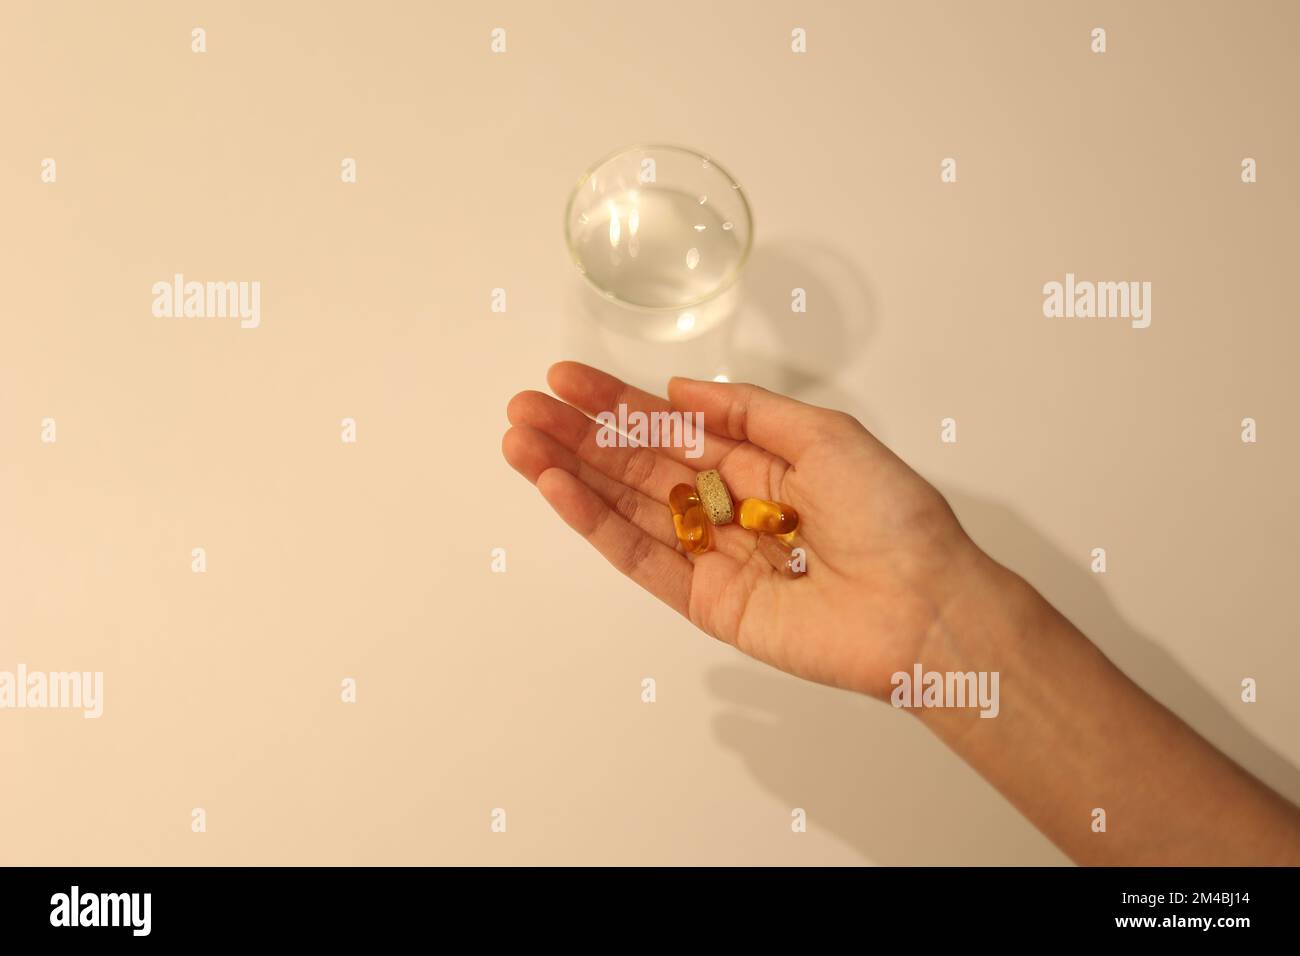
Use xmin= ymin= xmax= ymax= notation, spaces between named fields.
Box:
xmin=565 ymin=145 xmax=753 ymax=342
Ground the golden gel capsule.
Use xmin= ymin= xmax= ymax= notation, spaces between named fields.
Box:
xmin=668 ymin=483 xmax=712 ymax=554
xmin=737 ymin=498 xmax=799 ymax=535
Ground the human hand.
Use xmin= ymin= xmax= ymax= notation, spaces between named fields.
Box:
xmin=502 ymin=362 xmax=994 ymax=700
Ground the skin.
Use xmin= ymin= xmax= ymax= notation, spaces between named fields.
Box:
xmin=502 ymin=361 xmax=1300 ymax=866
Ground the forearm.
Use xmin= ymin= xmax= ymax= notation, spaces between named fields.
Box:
xmin=917 ymin=554 xmax=1300 ymax=865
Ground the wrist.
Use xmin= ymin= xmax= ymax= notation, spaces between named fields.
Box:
xmin=911 ymin=548 xmax=1046 ymax=727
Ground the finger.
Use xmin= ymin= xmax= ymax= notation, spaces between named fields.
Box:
xmin=501 ymin=425 xmax=677 ymax=548
xmin=507 ymin=389 xmax=696 ymax=501
xmin=547 ymin=360 xmax=741 ymax=469
xmin=505 ymin=397 xmax=762 ymax=562
xmin=536 ymin=467 xmax=692 ymax=616
xmin=667 ymin=377 xmax=868 ymax=465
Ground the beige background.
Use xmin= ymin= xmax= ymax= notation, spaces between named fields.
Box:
xmin=2 ymin=1 xmax=1297 ymax=865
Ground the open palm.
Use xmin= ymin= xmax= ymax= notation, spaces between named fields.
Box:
xmin=503 ymin=362 xmax=984 ymax=700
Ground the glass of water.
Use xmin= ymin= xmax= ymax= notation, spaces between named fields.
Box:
xmin=565 ymin=145 xmax=754 ymax=342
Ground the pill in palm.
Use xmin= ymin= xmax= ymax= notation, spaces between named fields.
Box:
xmin=694 ymin=469 xmax=734 ymax=524
xmin=668 ymin=483 xmax=713 ymax=554
xmin=737 ymin=498 xmax=799 ymax=535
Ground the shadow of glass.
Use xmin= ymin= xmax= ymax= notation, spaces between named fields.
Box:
xmin=723 ymin=239 xmax=875 ymax=394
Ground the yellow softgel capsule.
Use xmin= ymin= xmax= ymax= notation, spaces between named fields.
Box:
xmin=668 ymin=483 xmax=712 ymax=554
xmin=737 ymin=498 xmax=799 ymax=535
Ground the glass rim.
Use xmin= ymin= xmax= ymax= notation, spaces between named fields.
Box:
xmin=563 ymin=144 xmax=755 ymax=314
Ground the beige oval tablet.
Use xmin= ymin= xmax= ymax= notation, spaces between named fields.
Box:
xmin=694 ymin=469 xmax=734 ymax=525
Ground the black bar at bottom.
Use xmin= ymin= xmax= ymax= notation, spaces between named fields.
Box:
xmin=0 ymin=866 xmax=1287 ymax=941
